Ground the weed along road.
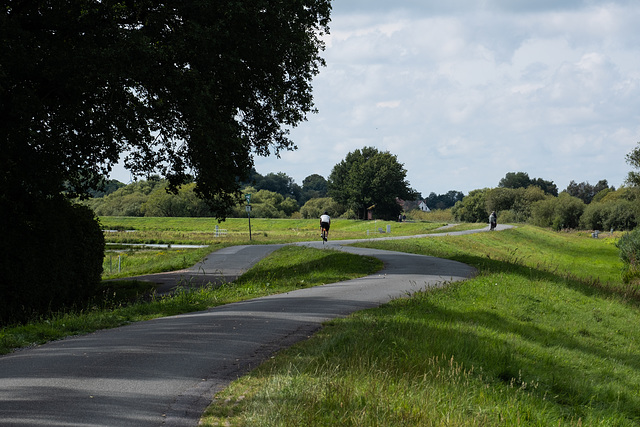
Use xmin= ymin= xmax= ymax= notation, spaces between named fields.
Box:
xmin=0 ymin=227 xmax=502 ymax=426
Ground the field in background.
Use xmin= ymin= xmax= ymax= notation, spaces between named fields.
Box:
xmin=100 ymin=217 xmax=452 ymax=245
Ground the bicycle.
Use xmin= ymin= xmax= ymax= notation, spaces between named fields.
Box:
xmin=321 ymin=226 xmax=328 ymax=243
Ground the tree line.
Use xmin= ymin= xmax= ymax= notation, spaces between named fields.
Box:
xmin=85 ymin=147 xmax=427 ymax=221
xmin=452 ymin=171 xmax=639 ymax=231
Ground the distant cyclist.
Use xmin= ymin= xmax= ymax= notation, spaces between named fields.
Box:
xmin=320 ymin=211 xmax=331 ymax=241
xmin=489 ymin=211 xmax=497 ymax=231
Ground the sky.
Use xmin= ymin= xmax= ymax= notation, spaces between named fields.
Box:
xmin=111 ymin=0 xmax=640 ymax=197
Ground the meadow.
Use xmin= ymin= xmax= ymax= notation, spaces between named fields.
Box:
xmin=202 ymin=226 xmax=640 ymax=426
xmin=4 ymin=216 xmax=638 ymax=425
xmin=99 ymin=216 xmax=452 ymax=245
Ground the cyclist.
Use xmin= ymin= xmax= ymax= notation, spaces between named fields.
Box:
xmin=320 ymin=211 xmax=331 ymax=241
xmin=489 ymin=211 xmax=497 ymax=231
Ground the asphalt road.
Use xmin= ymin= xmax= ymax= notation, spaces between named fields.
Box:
xmin=0 ymin=225 xmax=506 ymax=426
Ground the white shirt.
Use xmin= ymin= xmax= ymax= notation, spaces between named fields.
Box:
xmin=320 ymin=214 xmax=330 ymax=223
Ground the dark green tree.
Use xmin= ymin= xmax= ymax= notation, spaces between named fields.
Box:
xmin=301 ymin=173 xmax=328 ymax=203
xmin=565 ymin=179 xmax=611 ymax=204
xmin=499 ymin=172 xmax=532 ymax=189
xmin=255 ymin=172 xmax=302 ymax=203
xmin=426 ymin=190 xmax=464 ymax=210
xmin=0 ymin=1 xmax=331 ymax=323
xmin=328 ymin=147 xmax=419 ymax=220
xmin=1 ymin=0 xmax=331 ymax=216
xmin=499 ymin=172 xmax=557 ymax=196
xmin=626 ymin=143 xmax=640 ymax=186
xmin=451 ymin=189 xmax=490 ymax=223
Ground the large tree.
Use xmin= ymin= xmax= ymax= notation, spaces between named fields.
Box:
xmin=1 ymin=0 xmax=331 ymax=216
xmin=565 ymin=179 xmax=611 ymax=204
xmin=328 ymin=147 xmax=419 ymax=220
xmin=0 ymin=1 xmax=331 ymax=323
xmin=498 ymin=172 xmax=557 ymax=196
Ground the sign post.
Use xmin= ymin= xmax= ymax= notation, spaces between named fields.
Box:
xmin=245 ymin=194 xmax=252 ymax=241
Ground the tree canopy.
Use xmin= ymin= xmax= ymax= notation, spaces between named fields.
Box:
xmin=1 ymin=0 xmax=332 ymax=217
xmin=328 ymin=147 xmax=419 ymax=220
xmin=626 ymin=142 xmax=640 ymax=187
xmin=499 ymin=172 xmax=558 ymax=196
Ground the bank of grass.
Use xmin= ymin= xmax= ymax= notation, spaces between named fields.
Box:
xmin=202 ymin=226 xmax=640 ymax=426
xmin=0 ymin=246 xmax=382 ymax=355
xmin=102 ymin=246 xmax=213 ymax=280
xmin=100 ymin=217 xmax=447 ymax=245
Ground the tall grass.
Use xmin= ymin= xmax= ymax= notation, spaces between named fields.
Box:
xmin=202 ymin=226 xmax=640 ymax=426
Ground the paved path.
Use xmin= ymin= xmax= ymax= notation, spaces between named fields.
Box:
xmin=0 ymin=225 xmax=509 ymax=426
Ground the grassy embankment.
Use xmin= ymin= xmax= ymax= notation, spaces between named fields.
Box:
xmin=0 ymin=244 xmax=382 ymax=355
xmin=202 ymin=226 xmax=640 ymax=426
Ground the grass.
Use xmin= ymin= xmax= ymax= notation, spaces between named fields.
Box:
xmin=0 ymin=246 xmax=382 ymax=355
xmin=201 ymin=225 xmax=640 ymax=426
xmin=99 ymin=217 xmax=447 ymax=245
xmin=102 ymin=246 xmax=213 ymax=280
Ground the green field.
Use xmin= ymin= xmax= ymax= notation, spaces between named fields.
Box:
xmin=99 ymin=216 xmax=450 ymax=245
xmin=202 ymin=225 xmax=640 ymax=426
xmin=4 ymin=217 xmax=638 ymax=425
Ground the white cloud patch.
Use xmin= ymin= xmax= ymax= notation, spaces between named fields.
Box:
xmin=111 ymin=1 xmax=640 ymax=196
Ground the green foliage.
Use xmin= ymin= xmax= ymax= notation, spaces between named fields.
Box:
xmin=451 ymin=188 xmax=489 ymax=222
xmin=253 ymin=172 xmax=302 ymax=203
xmin=1 ymin=1 xmax=331 ymax=219
xmin=499 ymin=172 xmax=558 ymax=196
xmin=0 ymin=197 xmax=104 ymax=324
xmin=616 ymin=228 xmax=640 ymax=265
xmin=299 ymin=197 xmax=345 ymax=219
xmin=530 ymin=193 xmax=585 ymax=230
xmin=625 ymin=142 xmax=640 ymax=186
xmin=425 ymin=190 xmax=464 ymax=210
xmin=565 ymin=179 xmax=612 ymax=204
xmin=485 ymin=186 xmax=547 ymax=223
xmin=328 ymin=147 xmax=419 ymax=220
xmin=616 ymin=228 xmax=640 ymax=282
xmin=581 ymin=200 xmax=638 ymax=231
xmin=233 ymin=189 xmax=300 ymax=218
xmin=142 ymin=183 xmax=213 ymax=217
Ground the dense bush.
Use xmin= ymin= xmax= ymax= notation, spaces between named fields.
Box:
xmin=530 ymin=193 xmax=585 ymax=230
xmin=616 ymin=228 xmax=640 ymax=282
xmin=452 ymin=189 xmax=489 ymax=223
xmin=0 ymin=197 xmax=104 ymax=325
xmin=299 ymin=197 xmax=345 ymax=219
xmin=581 ymin=200 xmax=638 ymax=231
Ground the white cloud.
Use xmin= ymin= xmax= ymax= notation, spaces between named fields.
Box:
xmin=108 ymin=1 xmax=640 ymax=196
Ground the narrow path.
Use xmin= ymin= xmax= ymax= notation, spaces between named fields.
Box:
xmin=0 ymin=226 xmax=508 ymax=426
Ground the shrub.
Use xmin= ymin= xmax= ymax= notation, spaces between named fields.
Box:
xmin=616 ymin=228 xmax=640 ymax=282
xmin=0 ymin=197 xmax=104 ymax=325
xmin=452 ymin=189 xmax=489 ymax=223
xmin=530 ymin=193 xmax=585 ymax=230
xmin=300 ymin=197 xmax=345 ymax=219
xmin=580 ymin=200 xmax=637 ymax=231
xmin=604 ymin=200 xmax=637 ymax=231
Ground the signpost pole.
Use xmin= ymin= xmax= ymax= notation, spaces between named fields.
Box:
xmin=245 ymin=194 xmax=252 ymax=241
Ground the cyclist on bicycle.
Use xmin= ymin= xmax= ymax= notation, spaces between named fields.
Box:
xmin=320 ymin=211 xmax=331 ymax=241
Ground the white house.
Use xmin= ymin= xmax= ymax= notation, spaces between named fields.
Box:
xmin=418 ymin=201 xmax=430 ymax=212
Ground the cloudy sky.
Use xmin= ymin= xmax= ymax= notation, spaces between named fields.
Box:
xmin=112 ymin=0 xmax=640 ymax=197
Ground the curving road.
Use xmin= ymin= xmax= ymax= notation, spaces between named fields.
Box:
xmin=0 ymin=225 xmax=508 ymax=426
